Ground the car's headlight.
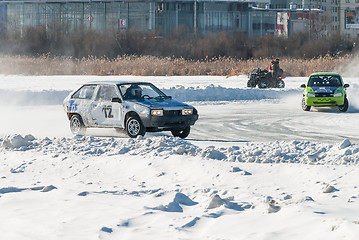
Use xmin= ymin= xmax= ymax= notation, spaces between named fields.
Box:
xmin=334 ymin=92 xmax=343 ymax=97
xmin=182 ymin=108 xmax=193 ymax=115
xmin=151 ymin=109 xmax=163 ymax=116
xmin=307 ymin=93 xmax=315 ymax=97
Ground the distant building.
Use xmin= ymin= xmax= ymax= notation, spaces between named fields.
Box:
xmin=0 ymin=0 xmax=279 ymax=37
xmin=3 ymin=0 xmax=349 ymax=39
xmin=270 ymin=0 xmax=359 ymax=40
xmin=342 ymin=1 xmax=359 ymax=40
xmin=274 ymin=3 xmax=323 ymax=38
xmin=0 ymin=0 xmax=6 ymax=31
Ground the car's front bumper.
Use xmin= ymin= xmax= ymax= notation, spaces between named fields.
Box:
xmin=305 ymin=96 xmax=344 ymax=106
xmin=141 ymin=112 xmax=199 ymax=130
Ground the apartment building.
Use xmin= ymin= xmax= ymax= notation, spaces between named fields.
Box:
xmin=342 ymin=0 xmax=359 ymax=39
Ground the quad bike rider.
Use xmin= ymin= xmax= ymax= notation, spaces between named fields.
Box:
xmin=247 ymin=58 xmax=285 ymax=88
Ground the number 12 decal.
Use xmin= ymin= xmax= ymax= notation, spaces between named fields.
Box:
xmin=102 ymin=105 xmax=114 ymax=118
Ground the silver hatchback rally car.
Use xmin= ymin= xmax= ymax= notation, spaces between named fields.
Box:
xmin=63 ymin=81 xmax=199 ymax=138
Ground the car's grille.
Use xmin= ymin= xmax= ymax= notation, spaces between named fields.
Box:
xmin=163 ymin=110 xmax=181 ymax=117
xmin=315 ymin=93 xmax=334 ymax=97
xmin=313 ymin=101 xmax=336 ymax=104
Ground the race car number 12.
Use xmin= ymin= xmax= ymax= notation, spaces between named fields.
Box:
xmin=102 ymin=105 xmax=114 ymax=118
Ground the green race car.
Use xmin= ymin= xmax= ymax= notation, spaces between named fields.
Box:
xmin=300 ymin=72 xmax=349 ymax=112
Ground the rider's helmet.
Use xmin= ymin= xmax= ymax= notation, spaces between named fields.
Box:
xmin=131 ymin=85 xmax=142 ymax=98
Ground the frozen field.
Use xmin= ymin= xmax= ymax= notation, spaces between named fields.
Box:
xmin=1 ymin=74 xmax=359 ymax=239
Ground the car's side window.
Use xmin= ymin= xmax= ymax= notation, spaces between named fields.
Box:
xmin=331 ymin=77 xmax=341 ymax=86
xmin=95 ymin=85 xmax=118 ymax=102
xmin=72 ymin=85 xmax=96 ymax=99
xmin=118 ymin=85 xmax=132 ymax=100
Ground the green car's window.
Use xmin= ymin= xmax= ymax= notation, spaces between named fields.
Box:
xmin=308 ymin=76 xmax=342 ymax=87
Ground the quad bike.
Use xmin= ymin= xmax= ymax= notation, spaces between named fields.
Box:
xmin=247 ymin=68 xmax=285 ymax=88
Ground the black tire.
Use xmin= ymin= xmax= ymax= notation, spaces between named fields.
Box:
xmin=171 ymin=126 xmax=191 ymax=139
xmin=338 ymin=97 xmax=349 ymax=112
xmin=70 ymin=114 xmax=86 ymax=135
xmin=125 ymin=115 xmax=146 ymax=138
xmin=277 ymin=79 xmax=285 ymax=88
xmin=258 ymin=79 xmax=267 ymax=88
xmin=301 ymin=97 xmax=311 ymax=111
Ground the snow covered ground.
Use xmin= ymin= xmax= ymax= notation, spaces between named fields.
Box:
xmin=1 ymin=74 xmax=359 ymax=239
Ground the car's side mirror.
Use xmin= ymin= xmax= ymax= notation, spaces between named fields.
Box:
xmin=112 ymin=97 xmax=122 ymax=103
xmin=168 ymin=96 xmax=172 ymax=100
xmin=344 ymin=84 xmax=350 ymax=88
xmin=300 ymin=84 xmax=306 ymax=88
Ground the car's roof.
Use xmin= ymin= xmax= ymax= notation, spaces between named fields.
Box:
xmin=309 ymin=72 xmax=341 ymax=77
xmin=84 ymin=81 xmax=151 ymax=85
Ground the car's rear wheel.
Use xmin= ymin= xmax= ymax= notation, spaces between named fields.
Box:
xmin=338 ymin=97 xmax=349 ymax=112
xmin=70 ymin=114 xmax=86 ymax=135
xmin=126 ymin=115 xmax=146 ymax=138
xmin=302 ymin=98 xmax=311 ymax=111
xmin=171 ymin=126 xmax=191 ymax=139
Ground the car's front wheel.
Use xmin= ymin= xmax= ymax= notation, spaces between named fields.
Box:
xmin=338 ymin=97 xmax=349 ymax=112
xmin=126 ymin=115 xmax=146 ymax=138
xmin=70 ymin=114 xmax=86 ymax=135
xmin=302 ymin=97 xmax=311 ymax=111
xmin=171 ymin=126 xmax=191 ymax=139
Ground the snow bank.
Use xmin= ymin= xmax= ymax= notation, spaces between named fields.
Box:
xmin=1 ymin=134 xmax=35 ymax=149
xmin=2 ymin=135 xmax=358 ymax=165
xmin=0 ymin=87 xmax=300 ymax=106
xmin=163 ymin=85 xmax=300 ymax=102
xmin=0 ymin=90 xmax=70 ymax=105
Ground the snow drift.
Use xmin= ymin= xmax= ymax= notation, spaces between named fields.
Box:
xmin=1 ymin=134 xmax=358 ymax=165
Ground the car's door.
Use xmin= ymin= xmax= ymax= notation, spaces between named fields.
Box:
xmin=69 ymin=85 xmax=97 ymax=126
xmin=90 ymin=85 xmax=123 ymax=127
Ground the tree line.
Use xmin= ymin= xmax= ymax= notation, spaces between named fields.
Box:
xmin=0 ymin=25 xmax=356 ymax=59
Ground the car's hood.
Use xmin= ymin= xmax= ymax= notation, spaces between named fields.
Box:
xmin=127 ymin=98 xmax=191 ymax=109
xmin=310 ymin=86 xmax=340 ymax=94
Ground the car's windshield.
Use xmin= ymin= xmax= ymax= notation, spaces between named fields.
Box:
xmin=308 ymin=75 xmax=342 ymax=87
xmin=118 ymin=83 xmax=167 ymax=100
